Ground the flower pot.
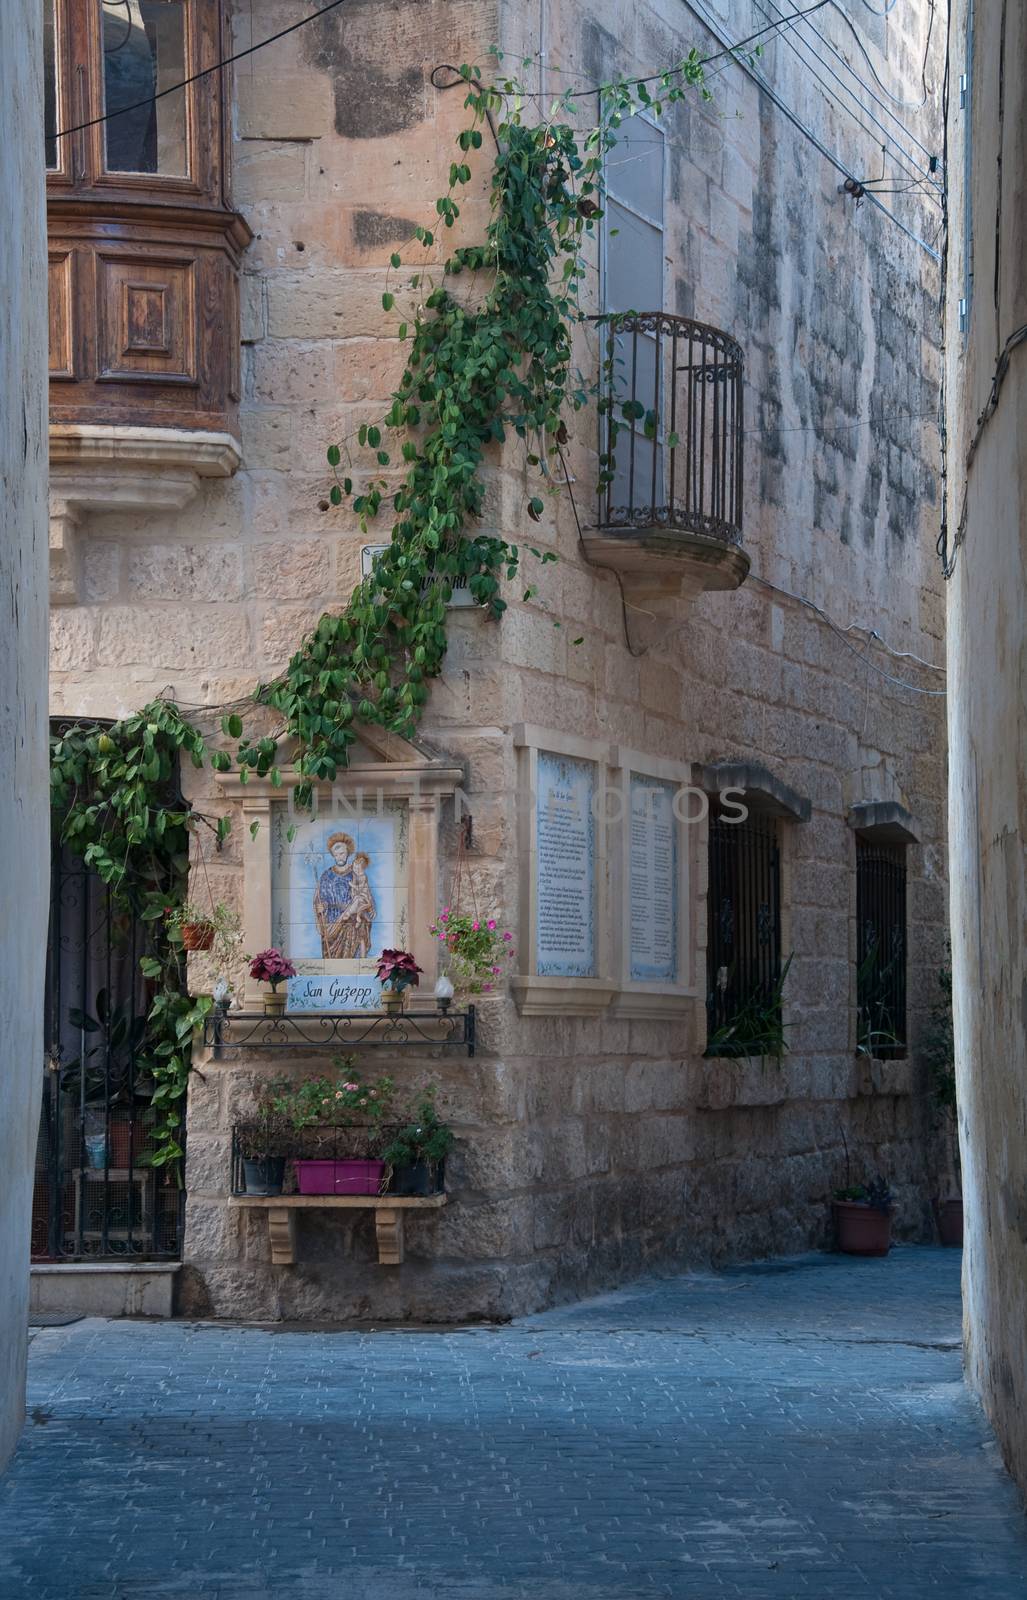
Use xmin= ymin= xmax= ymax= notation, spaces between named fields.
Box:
xmin=294 ymin=1158 xmax=386 ymax=1196
xmin=243 ymin=1156 xmax=286 ymax=1196
xmin=389 ymin=1160 xmax=443 ymax=1197
xmin=381 ymin=989 xmax=405 ymax=1016
xmin=834 ymin=1200 xmax=892 ymax=1257
xmin=936 ymin=1196 xmax=964 ymax=1247
xmin=180 ymin=922 xmax=215 ymax=952
xmin=263 ymin=990 xmax=287 ymax=1016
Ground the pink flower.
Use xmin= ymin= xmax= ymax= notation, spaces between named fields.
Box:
xmin=483 ymin=983 xmax=492 ymax=991
xmin=502 ymin=932 xmax=513 ymax=942
xmin=472 ymin=921 xmax=480 ymax=931
xmin=344 ymin=1082 xmax=358 ymax=1092
xmin=491 ymin=966 xmax=501 ymax=974
xmin=487 ymin=919 xmax=497 ymax=930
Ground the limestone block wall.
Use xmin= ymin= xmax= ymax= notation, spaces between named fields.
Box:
xmin=943 ymin=0 xmax=1027 ymax=1500
xmin=1 ymin=0 xmax=49 ymax=1465
xmin=48 ymin=0 xmax=952 ymax=1323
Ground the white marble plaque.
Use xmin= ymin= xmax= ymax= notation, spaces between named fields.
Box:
xmin=628 ymin=775 xmax=677 ymax=983
xmin=536 ymin=751 xmax=597 ymax=978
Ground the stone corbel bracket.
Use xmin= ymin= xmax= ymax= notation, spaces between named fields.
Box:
xmin=49 ymin=424 xmax=242 ymax=605
xmin=700 ymin=760 xmax=811 ymax=822
xmin=846 ymin=799 xmax=919 ymax=844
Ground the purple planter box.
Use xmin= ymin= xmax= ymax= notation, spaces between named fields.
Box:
xmin=294 ymin=1159 xmax=386 ymax=1196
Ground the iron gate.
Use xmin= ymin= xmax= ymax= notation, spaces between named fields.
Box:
xmin=32 ymin=839 xmax=182 ymax=1261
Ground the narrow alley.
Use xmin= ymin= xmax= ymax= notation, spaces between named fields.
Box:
xmin=2 ymin=1249 xmax=1024 ymax=1599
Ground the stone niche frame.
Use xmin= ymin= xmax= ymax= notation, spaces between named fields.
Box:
xmin=511 ymin=727 xmax=702 ymax=1021
xmin=217 ymin=728 xmax=464 ymax=1010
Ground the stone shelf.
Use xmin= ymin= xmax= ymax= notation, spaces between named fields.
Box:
xmin=230 ymin=1194 xmax=447 ymax=1266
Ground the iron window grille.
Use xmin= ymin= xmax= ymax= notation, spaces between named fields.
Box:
xmin=706 ymin=811 xmax=783 ymax=1056
xmin=856 ymin=840 xmax=907 ymax=1060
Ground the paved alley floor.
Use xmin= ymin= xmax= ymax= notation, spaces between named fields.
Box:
xmin=2 ymin=1247 xmax=1026 ymax=1599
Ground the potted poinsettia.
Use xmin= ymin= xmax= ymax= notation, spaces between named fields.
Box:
xmin=273 ymin=1064 xmax=395 ymax=1194
xmin=833 ymin=1177 xmax=894 ymax=1256
xmin=249 ymin=947 xmax=296 ymax=1015
xmin=382 ymin=1085 xmax=454 ymax=1196
xmin=428 ymin=908 xmax=514 ymax=995
xmin=375 ymin=948 xmax=422 ymax=1015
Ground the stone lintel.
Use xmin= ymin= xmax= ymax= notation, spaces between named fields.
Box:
xmin=700 ymin=761 xmax=811 ymax=822
xmin=847 ymin=799 xmax=919 ymax=844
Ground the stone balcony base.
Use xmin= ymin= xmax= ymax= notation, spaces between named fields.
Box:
xmin=49 ymin=424 xmax=242 ymax=605
xmin=581 ymin=527 xmax=750 ymax=615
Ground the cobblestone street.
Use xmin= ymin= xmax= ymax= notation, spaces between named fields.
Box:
xmin=2 ymin=1248 xmax=1025 ymax=1598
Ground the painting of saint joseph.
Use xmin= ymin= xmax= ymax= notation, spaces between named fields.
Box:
xmin=313 ymin=833 xmax=377 ymax=959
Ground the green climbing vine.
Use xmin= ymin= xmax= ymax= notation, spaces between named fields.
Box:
xmin=49 ymin=49 xmax=710 ymax=1177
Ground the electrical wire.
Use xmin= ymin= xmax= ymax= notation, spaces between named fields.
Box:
xmin=756 ymin=0 xmax=941 ymax=193
xmin=786 ymin=0 xmax=937 ymax=146
xmin=678 ymin=0 xmax=940 ymax=259
xmin=746 ymin=575 xmax=947 ymax=692
xmin=826 ymin=0 xmax=932 ymax=111
xmin=53 ymin=0 xmax=351 ymax=142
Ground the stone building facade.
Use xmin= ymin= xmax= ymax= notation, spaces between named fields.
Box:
xmin=943 ymin=0 xmax=1027 ymax=1500
xmin=2 ymin=0 xmax=49 ymax=1466
xmin=45 ymin=0 xmax=949 ymax=1322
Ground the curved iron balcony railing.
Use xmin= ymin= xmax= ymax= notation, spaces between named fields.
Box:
xmin=596 ymin=311 xmax=744 ymax=546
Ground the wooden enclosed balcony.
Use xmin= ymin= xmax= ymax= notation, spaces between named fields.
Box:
xmin=45 ymin=0 xmax=251 ymax=601
xmin=585 ymin=312 xmax=749 ymax=612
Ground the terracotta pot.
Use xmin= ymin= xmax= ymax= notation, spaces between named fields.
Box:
xmin=180 ymin=922 xmax=215 ymax=952
xmin=834 ymin=1199 xmax=892 ymax=1257
xmin=936 ymin=1196 xmax=964 ymax=1247
xmin=263 ymin=989 xmax=287 ymax=1016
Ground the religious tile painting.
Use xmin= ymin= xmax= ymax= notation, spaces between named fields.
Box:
xmin=270 ymin=804 xmax=409 ymax=1011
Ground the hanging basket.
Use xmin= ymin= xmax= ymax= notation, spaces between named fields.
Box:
xmin=180 ymin=922 xmax=215 ymax=952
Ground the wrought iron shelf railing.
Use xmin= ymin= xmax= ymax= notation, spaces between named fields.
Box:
xmin=204 ymin=1006 xmax=475 ymax=1057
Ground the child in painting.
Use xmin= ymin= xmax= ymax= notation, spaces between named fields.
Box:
xmin=337 ymin=852 xmax=376 ymax=959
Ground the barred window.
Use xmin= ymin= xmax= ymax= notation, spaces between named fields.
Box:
xmin=856 ymin=840 xmax=907 ymax=1059
xmin=706 ymin=812 xmax=783 ymax=1057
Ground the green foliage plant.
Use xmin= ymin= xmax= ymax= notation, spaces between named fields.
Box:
xmin=706 ymin=953 xmax=793 ymax=1060
xmin=381 ymin=1085 xmax=455 ymax=1172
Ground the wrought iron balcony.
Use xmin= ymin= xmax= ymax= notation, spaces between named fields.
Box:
xmin=585 ymin=312 xmax=749 ymax=609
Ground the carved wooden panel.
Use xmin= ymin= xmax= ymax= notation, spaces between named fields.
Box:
xmin=96 ymin=253 xmax=198 ymax=385
xmin=48 ymin=250 xmax=76 ymax=379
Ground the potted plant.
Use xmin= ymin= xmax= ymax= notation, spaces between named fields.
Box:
xmin=273 ymin=1063 xmax=395 ymax=1194
xmin=382 ymin=1085 xmax=454 ymax=1196
xmin=428 ymin=908 xmax=514 ymax=995
xmin=375 ymin=948 xmax=422 ymax=1015
xmin=249 ymin=948 xmax=296 ymax=1015
xmin=240 ymin=1082 xmax=290 ymax=1196
xmin=833 ymin=1177 xmax=894 ymax=1256
xmin=923 ymin=956 xmax=962 ymax=1245
xmin=166 ymin=900 xmax=241 ymax=960
xmin=705 ymin=954 xmax=793 ymax=1059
